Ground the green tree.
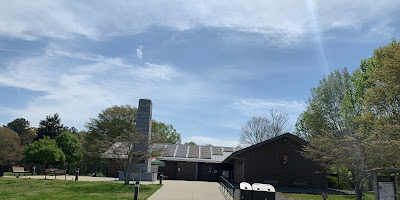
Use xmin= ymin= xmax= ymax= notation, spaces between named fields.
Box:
xmin=7 ymin=118 xmax=30 ymax=136
xmin=55 ymin=131 xmax=83 ymax=166
xmin=340 ymin=57 xmax=377 ymax=130
xmin=184 ymin=141 xmax=197 ymax=145
xmin=151 ymin=120 xmax=181 ymax=144
xmin=7 ymin=118 xmax=36 ymax=146
xmin=36 ymin=113 xmax=65 ymax=139
xmin=295 ymin=68 xmax=352 ymax=138
xmin=363 ymin=39 xmax=400 ymax=126
xmin=299 ymin=40 xmax=400 ymax=200
xmin=88 ymin=105 xmax=165 ymax=184
xmin=0 ymin=127 xmax=23 ymax=166
xmin=24 ymin=137 xmax=66 ymax=167
xmin=86 ymin=105 xmax=137 ymax=140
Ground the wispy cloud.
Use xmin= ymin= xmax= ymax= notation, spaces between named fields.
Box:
xmin=0 ymin=46 xmax=223 ymax=129
xmin=233 ymin=99 xmax=305 ymax=111
xmin=0 ymin=1 xmax=398 ymax=44
xmin=136 ymin=45 xmax=143 ymax=59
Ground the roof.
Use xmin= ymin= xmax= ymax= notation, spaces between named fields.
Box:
xmin=223 ymin=133 xmax=308 ymax=163
xmin=102 ymin=142 xmax=240 ymax=164
xmin=366 ymin=167 xmax=400 ymax=173
xmin=155 ymin=143 xmax=241 ymax=163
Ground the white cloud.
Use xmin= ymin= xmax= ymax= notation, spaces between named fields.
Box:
xmin=183 ymin=136 xmax=239 ymax=147
xmin=0 ymin=0 xmax=398 ymax=44
xmin=233 ymin=99 xmax=305 ymax=111
xmin=136 ymin=45 xmax=143 ymax=59
xmin=0 ymin=46 xmax=222 ymax=129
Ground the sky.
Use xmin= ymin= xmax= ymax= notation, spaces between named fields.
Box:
xmin=1 ymin=0 xmax=400 ymax=146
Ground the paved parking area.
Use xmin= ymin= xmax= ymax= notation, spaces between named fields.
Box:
xmin=148 ymin=180 xmax=225 ymax=200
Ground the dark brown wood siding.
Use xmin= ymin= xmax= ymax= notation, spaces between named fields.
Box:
xmin=108 ymin=159 xmax=120 ymax=178
xmin=236 ymin=137 xmax=327 ymax=189
xmin=159 ymin=161 xmax=177 ymax=179
xmin=198 ymin=163 xmax=221 ymax=181
xmin=234 ymin=159 xmax=244 ymax=183
xmin=176 ymin=162 xmax=196 ymax=180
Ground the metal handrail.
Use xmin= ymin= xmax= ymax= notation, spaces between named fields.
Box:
xmin=219 ymin=176 xmax=236 ymax=200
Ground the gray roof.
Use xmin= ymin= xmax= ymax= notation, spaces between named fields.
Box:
xmin=155 ymin=143 xmax=240 ymax=163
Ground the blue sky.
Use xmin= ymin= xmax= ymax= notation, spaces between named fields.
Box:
xmin=1 ymin=0 xmax=399 ymax=146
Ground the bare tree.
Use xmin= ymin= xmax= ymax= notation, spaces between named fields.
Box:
xmin=239 ymin=110 xmax=290 ymax=147
xmin=101 ymin=130 xmax=164 ymax=185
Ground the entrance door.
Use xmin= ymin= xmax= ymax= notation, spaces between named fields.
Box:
xmin=198 ymin=163 xmax=220 ymax=182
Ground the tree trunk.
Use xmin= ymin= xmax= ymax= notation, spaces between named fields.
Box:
xmin=0 ymin=165 xmax=4 ymax=177
xmin=354 ymin=180 xmax=363 ymax=200
xmin=355 ymin=187 xmax=363 ymax=200
xmin=124 ymin=171 xmax=130 ymax=185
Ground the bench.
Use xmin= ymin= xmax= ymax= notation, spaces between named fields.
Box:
xmin=12 ymin=166 xmax=31 ymax=177
xmin=45 ymin=169 xmax=67 ymax=180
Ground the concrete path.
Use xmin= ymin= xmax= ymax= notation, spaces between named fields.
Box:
xmin=148 ymin=180 xmax=225 ymax=200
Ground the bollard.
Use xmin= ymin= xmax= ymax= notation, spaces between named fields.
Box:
xmin=75 ymin=168 xmax=79 ymax=181
xmin=159 ymin=173 xmax=163 ymax=185
xmin=134 ymin=181 xmax=140 ymax=200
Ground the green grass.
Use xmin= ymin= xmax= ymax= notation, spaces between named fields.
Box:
xmin=280 ymin=193 xmax=375 ymax=200
xmin=0 ymin=177 xmax=162 ymax=200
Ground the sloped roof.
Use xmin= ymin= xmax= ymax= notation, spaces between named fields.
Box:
xmin=155 ymin=143 xmax=241 ymax=163
xmin=102 ymin=142 xmax=240 ymax=164
xmin=223 ymin=133 xmax=308 ymax=162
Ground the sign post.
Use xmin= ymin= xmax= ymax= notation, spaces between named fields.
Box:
xmin=366 ymin=167 xmax=400 ymax=200
xmin=322 ymin=192 xmax=328 ymax=200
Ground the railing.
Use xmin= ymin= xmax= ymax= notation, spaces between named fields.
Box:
xmin=219 ymin=176 xmax=236 ymax=200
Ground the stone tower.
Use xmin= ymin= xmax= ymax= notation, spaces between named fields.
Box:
xmin=136 ymin=99 xmax=152 ymax=174
xmin=135 ymin=99 xmax=155 ymax=181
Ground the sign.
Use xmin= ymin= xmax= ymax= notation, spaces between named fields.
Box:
xmin=280 ymin=154 xmax=289 ymax=165
xmin=378 ymin=182 xmax=396 ymax=200
xmin=322 ymin=193 xmax=328 ymax=199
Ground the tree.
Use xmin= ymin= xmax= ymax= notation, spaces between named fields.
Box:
xmin=0 ymin=127 xmax=23 ymax=166
xmin=151 ymin=120 xmax=181 ymax=144
xmin=239 ymin=110 xmax=290 ymax=147
xmin=340 ymin=57 xmax=376 ymax=130
xmin=303 ymin=128 xmax=400 ymax=200
xmin=299 ymin=40 xmax=400 ymax=200
xmin=295 ymin=68 xmax=352 ymax=138
xmin=7 ymin=118 xmax=30 ymax=136
xmin=7 ymin=118 xmax=36 ymax=146
xmin=363 ymin=39 xmax=400 ymax=126
xmin=55 ymin=131 xmax=82 ymax=166
xmin=23 ymin=137 xmax=66 ymax=168
xmin=36 ymin=113 xmax=65 ymax=139
xmin=86 ymin=105 xmax=137 ymax=139
xmin=184 ymin=141 xmax=197 ymax=145
xmin=88 ymin=105 xmax=163 ymax=184
xmin=84 ymin=105 xmax=137 ymax=176
xmin=102 ymin=131 xmax=163 ymax=185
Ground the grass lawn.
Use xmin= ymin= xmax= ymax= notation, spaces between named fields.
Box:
xmin=0 ymin=177 xmax=162 ymax=200
xmin=280 ymin=193 xmax=375 ymax=200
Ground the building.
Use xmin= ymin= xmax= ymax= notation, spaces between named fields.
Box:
xmin=223 ymin=133 xmax=327 ymax=189
xmin=105 ymin=131 xmax=327 ymax=188
xmin=156 ymin=143 xmax=240 ymax=182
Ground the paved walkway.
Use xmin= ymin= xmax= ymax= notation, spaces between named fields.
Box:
xmin=148 ymin=180 xmax=225 ymax=200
